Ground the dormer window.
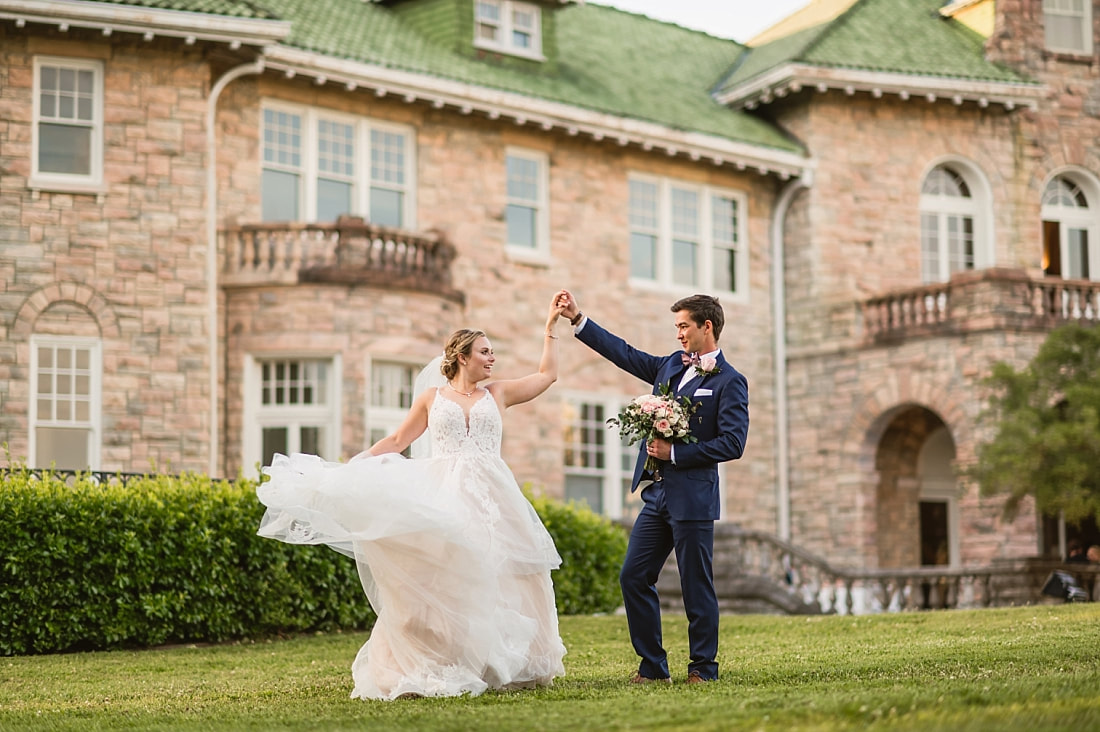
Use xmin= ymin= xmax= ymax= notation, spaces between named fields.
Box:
xmin=475 ymin=0 xmax=544 ymax=60
xmin=1043 ymin=0 xmax=1093 ymax=56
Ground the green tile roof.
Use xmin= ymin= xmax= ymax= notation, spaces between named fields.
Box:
xmin=718 ymin=0 xmax=1033 ymax=95
xmin=75 ymin=0 xmax=804 ymax=154
xmin=82 ymin=0 xmax=279 ymax=19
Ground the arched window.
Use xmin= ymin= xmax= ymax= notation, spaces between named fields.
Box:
xmin=920 ymin=165 xmax=979 ymax=284
xmin=1042 ymin=175 xmax=1096 ymax=280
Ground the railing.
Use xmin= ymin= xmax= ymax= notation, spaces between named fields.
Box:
xmin=658 ymin=525 xmax=1100 ymax=615
xmin=220 ymin=216 xmax=463 ymax=302
xmin=860 ymin=268 xmax=1100 ymax=343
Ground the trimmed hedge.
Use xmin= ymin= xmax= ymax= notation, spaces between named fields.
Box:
xmin=528 ymin=492 xmax=629 ymax=616
xmin=0 ymin=468 xmax=373 ymax=656
xmin=1 ymin=468 xmax=627 ymax=655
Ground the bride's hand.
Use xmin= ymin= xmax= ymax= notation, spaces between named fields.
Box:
xmin=547 ymin=291 xmax=566 ymax=327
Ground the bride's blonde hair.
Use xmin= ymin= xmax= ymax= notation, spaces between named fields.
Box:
xmin=441 ymin=329 xmax=486 ymax=380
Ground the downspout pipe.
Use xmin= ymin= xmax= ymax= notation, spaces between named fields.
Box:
xmin=771 ymin=174 xmax=810 ymax=541
xmin=206 ymin=59 xmax=265 ymax=477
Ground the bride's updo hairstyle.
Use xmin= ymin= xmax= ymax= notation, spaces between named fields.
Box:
xmin=441 ymin=329 xmax=486 ymax=380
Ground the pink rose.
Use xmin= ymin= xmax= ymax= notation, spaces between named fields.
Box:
xmin=699 ymin=355 xmax=718 ymax=373
xmin=654 ymin=418 xmax=672 ymax=435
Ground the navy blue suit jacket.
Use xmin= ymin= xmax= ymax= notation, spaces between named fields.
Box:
xmin=577 ymin=318 xmax=749 ymax=521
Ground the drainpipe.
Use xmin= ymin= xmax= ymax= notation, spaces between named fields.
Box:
xmin=206 ymin=59 xmax=265 ymax=477
xmin=771 ymin=174 xmax=810 ymax=541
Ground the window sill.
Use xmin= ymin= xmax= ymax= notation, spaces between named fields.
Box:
xmin=1042 ymin=48 xmax=1096 ymax=64
xmin=628 ymin=278 xmax=748 ymax=305
xmin=473 ymin=41 xmax=546 ymax=63
xmin=505 ymin=246 xmax=551 ymax=267
xmin=29 ymin=177 xmax=107 ymax=200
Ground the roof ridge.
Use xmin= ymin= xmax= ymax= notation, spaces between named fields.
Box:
xmin=585 ymin=0 xmax=745 ymax=45
xmin=796 ymin=0 xmax=873 ymax=60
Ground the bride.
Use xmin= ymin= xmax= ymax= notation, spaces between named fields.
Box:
xmin=257 ymin=292 xmax=568 ymax=700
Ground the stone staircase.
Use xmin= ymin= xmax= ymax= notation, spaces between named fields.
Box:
xmin=655 ymin=524 xmax=1100 ymax=615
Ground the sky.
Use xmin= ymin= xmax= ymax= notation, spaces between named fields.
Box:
xmin=592 ymin=0 xmax=812 ymax=43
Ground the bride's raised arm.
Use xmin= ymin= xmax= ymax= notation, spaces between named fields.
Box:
xmin=489 ymin=291 xmax=564 ymax=409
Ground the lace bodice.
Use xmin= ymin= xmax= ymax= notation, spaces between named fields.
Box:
xmin=428 ymin=389 xmax=502 ymax=457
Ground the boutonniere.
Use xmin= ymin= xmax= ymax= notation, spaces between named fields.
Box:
xmin=682 ymin=352 xmax=721 ymax=377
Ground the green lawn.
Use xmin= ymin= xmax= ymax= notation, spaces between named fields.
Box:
xmin=2 ymin=605 xmax=1099 ymax=731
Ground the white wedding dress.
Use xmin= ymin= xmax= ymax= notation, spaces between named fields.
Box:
xmin=257 ymin=387 xmax=566 ymax=700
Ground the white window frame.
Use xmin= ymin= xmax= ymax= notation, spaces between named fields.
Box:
xmin=1041 ymin=170 xmax=1100 ymax=281
xmin=562 ymin=391 xmax=634 ymax=520
xmin=918 ymin=159 xmax=995 ymax=284
xmin=365 ymin=357 xmax=424 ymax=457
xmin=474 ymin=0 xmax=545 ymax=60
xmin=1043 ymin=0 xmax=1093 ymax=55
xmin=29 ymin=335 xmax=102 ymax=470
xmin=30 ymin=56 xmax=105 ymax=195
xmin=261 ymin=101 xmax=417 ymax=228
xmin=504 ymin=146 xmax=551 ymax=264
xmin=627 ymin=174 xmax=749 ymax=303
xmin=242 ymin=354 xmax=342 ymax=475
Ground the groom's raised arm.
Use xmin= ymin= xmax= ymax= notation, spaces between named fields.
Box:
xmin=575 ymin=317 xmax=664 ymax=387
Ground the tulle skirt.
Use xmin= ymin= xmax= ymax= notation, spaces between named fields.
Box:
xmin=257 ymin=451 xmax=566 ymax=700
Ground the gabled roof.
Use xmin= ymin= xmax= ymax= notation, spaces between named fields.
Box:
xmin=714 ymin=0 xmax=1041 ymax=111
xmin=12 ymin=0 xmax=811 ymax=176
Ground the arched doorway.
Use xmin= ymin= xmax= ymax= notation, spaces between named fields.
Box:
xmin=874 ymin=406 xmax=958 ymax=569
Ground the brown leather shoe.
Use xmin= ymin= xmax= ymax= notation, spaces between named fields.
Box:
xmin=686 ymin=671 xmax=712 ymax=684
xmin=630 ymin=673 xmax=672 ymax=684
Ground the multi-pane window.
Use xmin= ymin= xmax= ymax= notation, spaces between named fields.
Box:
xmin=474 ymin=0 xmax=543 ymax=58
xmin=262 ymin=104 xmax=414 ymax=227
xmin=33 ymin=57 xmax=102 ymax=185
xmin=562 ymin=396 xmax=641 ymax=520
xmin=628 ymin=175 xmax=748 ymax=297
xmin=252 ymin=358 xmax=338 ymax=468
xmin=1042 ymin=175 xmax=1096 ymax=280
xmin=505 ymin=149 xmax=549 ymax=257
xmin=1043 ymin=0 xmax=1093 ymax=55
xmin=920 ymin=166 xmax=977 ymax=283
xmin=31 ymin=337 xmax=100 ymax=470
xmin=368 ymin=361 xmax=421 ymax=457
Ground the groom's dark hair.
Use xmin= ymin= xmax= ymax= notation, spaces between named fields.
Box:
xmin=671 ymin=295 xmax=724 ymax=341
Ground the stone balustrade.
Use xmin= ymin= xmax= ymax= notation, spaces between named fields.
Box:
xmin=219 ymin=216 xmax=463 ymax=302
xmin=860 ymin=268 xmax=1100 ymax=343
xmin=657 ymin=525 xmax=1100 ymax=615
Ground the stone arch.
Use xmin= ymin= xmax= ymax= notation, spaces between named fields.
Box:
xmin=838 ymin=372 xmax=973 ymax=569
xmin=12 ymin=282 xmax=120 ymax=339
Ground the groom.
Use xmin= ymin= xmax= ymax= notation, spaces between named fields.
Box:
xmin=557 ymin=291 xmax=749 ymax=684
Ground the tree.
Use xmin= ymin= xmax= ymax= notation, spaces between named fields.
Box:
xmin=970 ymin=322 xmax=1100 ymax=525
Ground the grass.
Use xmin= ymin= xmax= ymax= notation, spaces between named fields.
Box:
xmin=2 ymin=604 xmax=1099 ymax=731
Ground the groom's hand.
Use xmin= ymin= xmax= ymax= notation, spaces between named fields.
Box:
xmin=557 ymin=289 xmax=579 ymax=320
xmin=646 ymin=438 xmax=672 ymax=461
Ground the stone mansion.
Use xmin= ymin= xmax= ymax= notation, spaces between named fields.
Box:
xmin=2 ymin=0 xmax=1099 ymax=569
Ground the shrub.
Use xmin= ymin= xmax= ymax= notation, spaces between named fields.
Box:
xmin=527 ymin=492 xmax=629 ymax=615
xmin=0 ymin=466 xmax=626 ymax=656
xmin=0 ymin=466 xmax=373 ymax=656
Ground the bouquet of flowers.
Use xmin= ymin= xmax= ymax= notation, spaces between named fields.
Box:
xmin=607 ymin=384 xmax=698 ymax=472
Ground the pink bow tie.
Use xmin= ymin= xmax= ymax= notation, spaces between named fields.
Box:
xmin=681 ymin=352 xmax=699 ymax=367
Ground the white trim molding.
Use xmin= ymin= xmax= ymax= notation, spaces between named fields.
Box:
xmin=261 ymin=46 xmax=813 ymax=181
xmin=0 ymin=0 xmax=291 ymax=48
xmin=714 ymin=62 xmax=1046 ymax=113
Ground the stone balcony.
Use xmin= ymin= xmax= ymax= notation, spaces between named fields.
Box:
xmin=860 ymin=268 xmax=1100 ymax=344
xmin=219 ymin=216 xmax=464 ymax=303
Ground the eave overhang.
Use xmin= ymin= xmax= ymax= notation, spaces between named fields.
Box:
xmin=263 ymin=46 xmax=812 ymax=181
xmin=0 ymin=0 xmax=290 ymax=49
xmin=714 ymin=62 xmax=1045 ymax=112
